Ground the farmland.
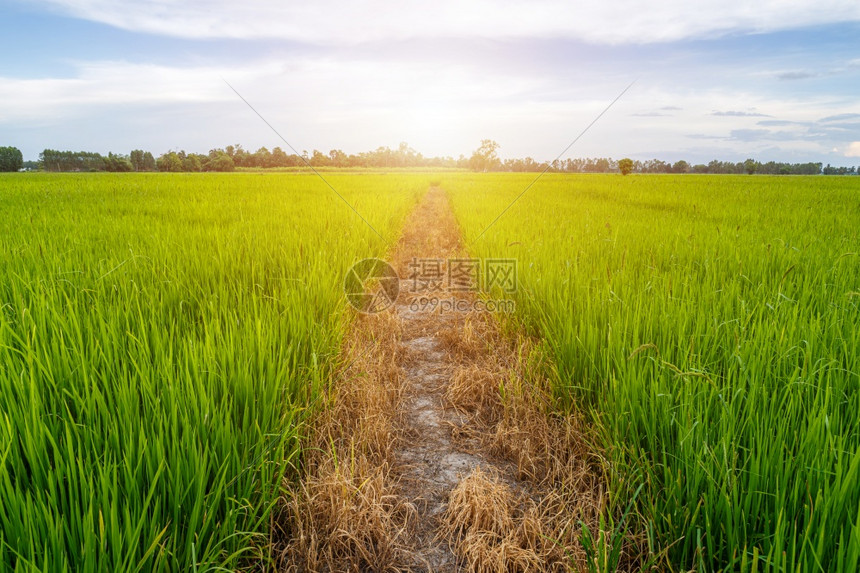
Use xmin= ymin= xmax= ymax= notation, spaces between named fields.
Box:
xmin=0 ymin=173 xmax=422 ymax=570
xmin=446 ymin=173 xmax=860 ymax=571
xmin=0 ymin=171 xmax=858 ymax=571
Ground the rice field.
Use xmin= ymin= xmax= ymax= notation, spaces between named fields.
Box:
xmin=0 ymin=173 xmax=422 ymax=571
xmin=446 ymin=173 xmax=860 ymax=572
xmin=1 ymin=171 xmax=859 ymax=572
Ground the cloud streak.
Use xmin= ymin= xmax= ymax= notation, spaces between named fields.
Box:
xmin=33 ymin=0 xmax=860 ymax=44
xmin=0 ymin=61 xmax=276 ymax=122
xmin=712 ymin=110 xmax=772 ymax=117
xmin=776 ymin=70 xmax=818 ymax=80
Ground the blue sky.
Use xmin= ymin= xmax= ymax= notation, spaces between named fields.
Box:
xmin=1 ymin=0 xmax=859 ymax=165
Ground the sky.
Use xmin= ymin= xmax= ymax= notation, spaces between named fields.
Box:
xmin=1 ymin=0 xmax=859 ymax=165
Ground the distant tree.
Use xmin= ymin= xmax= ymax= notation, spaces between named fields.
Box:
xmin=618 ymin=158 xmax=634 ymax=175
xmin=254 ymin=147 xmax=272 ymax=168
xmin=596 ymin=158 xmax=612 ymax=172
xmin=129 ymin=149 xmax=157 ymax=171
xmin=183 ymin=155 xmax=202 ymax=172
xmin=105 ymin=152 xmax=133 ymax=172
xmin=672 ymin=160 xmax=690 ymax=174
xmin=130 ymin=149 xmax=145 ymax=171
xmin=822 ymin=164 xmax=857 ymax=175
xmin=142 ymin=152 xmax=157 ymax=171
xmin=39 ymin=149 xmax=105 ymax=171
xmin=329 ymin=149 xmax=348 ymax=167
xmin=157 ymin=152 xmax=183 ymax=172
xmin=640 ymin=158 xmax=671 ymax=173
xmin=271 ymin=146 xmax=289 ymax=167
xmin=744 ymin=158 xmax=757 ymax=175
xmin=469 ymin=139 xmax=500 ymax=172
xmin=204 ymin=152 xmax=234 ymax=172
xmin=39 ymin=149 xmax=59 ymax=171
xmin=395 ymin=142 xmax=421 ymax=167
xmin=310 ymin=149 xmax=330 ymax=167
xmin=0 ymin=146 xmax=24 ymax=172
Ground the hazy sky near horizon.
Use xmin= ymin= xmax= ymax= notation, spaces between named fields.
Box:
xmin=2 ymin=0 xmax=859 ymax=165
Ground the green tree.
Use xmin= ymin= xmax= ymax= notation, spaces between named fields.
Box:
xmin=672 ymin=160 xmax=690 ymax=174
xmin=39 ymin=149 xmax=104 ymax=171
xmin=618 ymin=157 xmax=634 ymax=175
xmin=142 ymin=152 xmax=156 ymax=171
xmin=204 ymin=152 xmax=234 ymax=172
xmin=183 ymin=155 xmax=202 ymax=172
xmin=130 ymin=149 xmax=145 ymax=171
xmin=469 ymin=139 xmax=500 ymax=172
xmin=105 ymin=152 xmax=133 ymax=172
xmin=744 ymin=158 xmax=758 ymax=175
xmin=129 ymin=149 xmax=156 ymax=171
xmin=0 ymin=147 xmax=24 ymax=172
xmin=156 ymin=152 xmax=183 ymax=172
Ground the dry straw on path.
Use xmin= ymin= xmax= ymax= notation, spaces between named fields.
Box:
xmin=280 ymin=187 xmax=623 ymax=572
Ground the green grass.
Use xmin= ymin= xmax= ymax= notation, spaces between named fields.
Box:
xmin=4 ymin=171 xmax=859 ymax=571
xmin=446 ymin=173 xmax=860 ymax=572
xmin=0 ymin=172 xmax=424 ymax=571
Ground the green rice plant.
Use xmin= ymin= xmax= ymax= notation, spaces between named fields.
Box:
xmin=0 ymin=172 xmax=424 ymax=571
xmin=579 ymin=484 xmax=644 ymax=573
xmin=447 ymin=173 xmax=860 ymax=572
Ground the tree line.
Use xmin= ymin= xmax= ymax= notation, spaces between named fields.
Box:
xmin=471 ymin=141 xmax=849 ymax=175
xmin=0 ymin=143 xmax=856 ymax=175
xmin=33 ymin=143 xmax=457 ymax=173
xmin=592 ymin=157 xmax=833 ymax=176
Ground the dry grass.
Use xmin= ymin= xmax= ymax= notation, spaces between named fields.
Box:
xmin=441 ymin=467 xmax=575 ymax=573
xmin=446 ymin=365 xmax=503 ymax=427
xmin=489 ymin=374 xmax=597 ymax=489
xmin=281 ymin=456 xmax=415 ymax=572
xmin=437 ymin=313 xmax=499 ymax=359
xmin=440 ymin=310 xmax=613 ymax=571
xmin=279 ymin=311 xmax=417 ymax=572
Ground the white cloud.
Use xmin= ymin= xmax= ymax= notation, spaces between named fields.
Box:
xmin=0 ymin=61 xmax=281 ymax=122
xmin=0 ymin=55 xmax=559 ymax=157
xmin=32 ymin=0 xmax=860 ymax=44
xmin=1 ymin=54 xmax=857 ymax=163
xmin=846 ymin=142 xmax=860 ymax=157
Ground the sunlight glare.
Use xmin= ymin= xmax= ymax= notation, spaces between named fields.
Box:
xmin=402 ymin=97 xmax=461 ymax=156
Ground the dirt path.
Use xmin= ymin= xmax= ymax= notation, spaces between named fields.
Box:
xmin=282 ymin=187 xmax=611 ymax=572
xmin=390 ymin=188 xmax=527 ymax=570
